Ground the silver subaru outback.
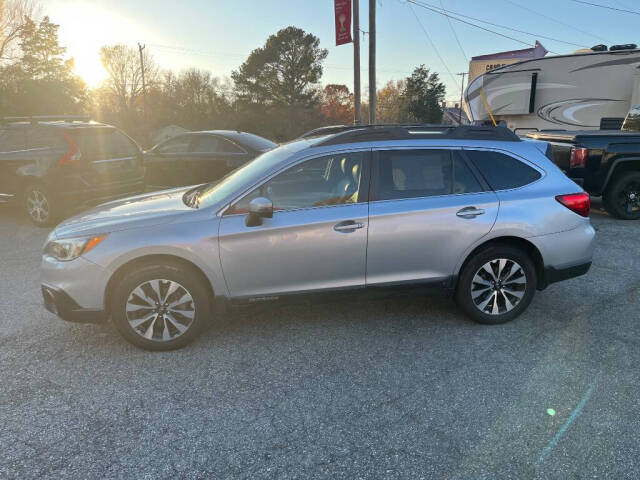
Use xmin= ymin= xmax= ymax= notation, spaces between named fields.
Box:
xmin=41 ymin=125 xmax=595 ymax=350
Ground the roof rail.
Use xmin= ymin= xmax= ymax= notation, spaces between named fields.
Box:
xmin=302 ymin=123 xmax=521 ymax=145
xmin=1 ymin=115 xmax=91 ymax=125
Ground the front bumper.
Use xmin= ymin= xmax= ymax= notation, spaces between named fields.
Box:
xmin=42 ymin=284 xmax=106 ymax=323
xmin=40 ymin=255 xmax=110 ymax=322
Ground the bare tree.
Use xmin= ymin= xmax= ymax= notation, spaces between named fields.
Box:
xmin=99 ymin=43 xmax=157 ymax=113
xmin=0 ymin=0 xmax=39 ymax=63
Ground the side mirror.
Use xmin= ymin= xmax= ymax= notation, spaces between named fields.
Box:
xmin=245 ymin=197 xmax=273 ymax=227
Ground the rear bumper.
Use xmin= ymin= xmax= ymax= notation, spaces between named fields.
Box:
xmin=42 ymin=284 xmax=106 ymax=323
xmin=540 ymin=261 xmax=591 ymax=289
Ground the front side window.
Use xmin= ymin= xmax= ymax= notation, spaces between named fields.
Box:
xmin=229 ymin=152 xmax=366 ymax=214
xmin=465 ymin=150 xmax=541 ymax=190
xmin=156 ymin=135 xmax=192 ymax=154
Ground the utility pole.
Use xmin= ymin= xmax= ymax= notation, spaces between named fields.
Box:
xmin=353 ymin=0 xmax=361 ymax=124
xmin=368 ymin=0 xmax=376 ymax=124
xmin=138 ymin=43 xmax=147 ymax=123
xmin=457 ymin=72 xmax=467 ymax=125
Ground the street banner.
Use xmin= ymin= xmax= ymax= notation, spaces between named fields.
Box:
xmin=335 ymin=0 xmax=353 ymax=46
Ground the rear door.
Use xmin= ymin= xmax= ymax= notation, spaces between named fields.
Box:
xmin=144 ymin=134 xmax=194 ymax=189
xmin=366 ymin=148 xmax=499 ymax=286
xmin=69 ymin=128 xmax=142 ymax=187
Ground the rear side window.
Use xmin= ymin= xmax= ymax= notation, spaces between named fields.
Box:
xmin=465 ymin=150 xmax=541 ymax=190
xmin=71 ymin=129 xmax=139 ymax=160
xmin=28 ymin=128 xmax=67 ymax=149
xmin=0 ymin=128 xmax=27 ymax=152
xmin=376 ymin=149 xmax=452 ymax=200
xmin=156 ymin=135 xmax=191 ymax=154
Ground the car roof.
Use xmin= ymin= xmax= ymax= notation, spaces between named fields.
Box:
xmin=1 ymin=120 xmax=114 ymax=130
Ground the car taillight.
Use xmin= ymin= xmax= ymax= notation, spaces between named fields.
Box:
xmin=59 ymin=133 xmax=82 ymax=165
xmin=569 ymin=146 xmax=588 ymax=168
xmin=556 ymin=192 xmax=590 ymax=217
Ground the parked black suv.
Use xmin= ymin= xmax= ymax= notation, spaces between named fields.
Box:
xmin=0 ymin=116 xmax=145 ymax=226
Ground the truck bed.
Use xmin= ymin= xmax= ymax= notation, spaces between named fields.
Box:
xmin=527 ymin=130 xmax=640 ymax=142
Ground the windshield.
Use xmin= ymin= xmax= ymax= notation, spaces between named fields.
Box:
xmin=183 ymin=141 xmax=310 ymax=209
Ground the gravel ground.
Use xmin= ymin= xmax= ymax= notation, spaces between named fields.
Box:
xmin=1 ymin=200 xmax=639 ymax=479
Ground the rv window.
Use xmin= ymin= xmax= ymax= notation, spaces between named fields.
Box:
xmin=465 ymin=150 xmax=541 ymax=190
xmin=622 ymin=105 xmax=640 ymax=132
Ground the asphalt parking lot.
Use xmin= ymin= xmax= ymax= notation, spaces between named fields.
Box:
xmin=1 ymin=200 xmax=639 ymax=479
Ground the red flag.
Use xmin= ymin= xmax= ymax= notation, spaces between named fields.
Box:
xmin=335 ymin=0 xmax=353 ymax=46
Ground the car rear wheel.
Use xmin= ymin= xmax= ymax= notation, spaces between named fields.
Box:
xmin=111 ymin=263 xmax=211 ymax=351
xmin=456 ymin=245 xmax=536 ymax=325
xmin=23 ymin=183 xmax=59 ymax=227
xmin=603 ymin=172 xmax=640 ymax=220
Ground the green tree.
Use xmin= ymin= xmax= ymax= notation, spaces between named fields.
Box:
xmin=0 ymin=15 xmax=86 ymax=115
xmin=232 ymin=26 xmax=328 ymax=107
xmin=402 ymin=65 xmax=445 ymax=123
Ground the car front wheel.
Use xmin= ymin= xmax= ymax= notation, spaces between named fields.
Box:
xmin=111 ymin=263 xmax=211 ymax=350
xmin=456 ymin=245 xmax=536 ymax=324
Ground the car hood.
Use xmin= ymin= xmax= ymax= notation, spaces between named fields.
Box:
xmin=53 ymin=186 xmax=197 ymax=238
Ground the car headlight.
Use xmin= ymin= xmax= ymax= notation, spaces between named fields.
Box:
xmin=44 ymin=234 xmax=108 ymax=262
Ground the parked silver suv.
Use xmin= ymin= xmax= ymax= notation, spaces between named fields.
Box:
xmin=41 ymin=125 xmax=595 ymax=350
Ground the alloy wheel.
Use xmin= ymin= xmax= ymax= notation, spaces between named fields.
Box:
xmin=471 ymin=258 xmax=527 ymax=315
xmin=26 ymin=189 xmax=50 ymax=223
xmin=618 ymin=181 xmax=640 ymax=214
xmin=125 ymin=279 xmax=195 ymax=342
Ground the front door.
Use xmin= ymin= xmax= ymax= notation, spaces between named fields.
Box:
xmin=219 ymin=150 xmax=370 ymax=298
xmin=366 ymin=148 xmax=499 ymax=286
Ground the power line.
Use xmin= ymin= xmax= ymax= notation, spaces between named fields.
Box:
xmin=438 ymin=0 xmax=468 ymax=63
xmin=567 ymin=0 xmax=640 ymax=15
xmin=408 ymin=3 xmax=458 ymax=88
xmin=411 ymin=0 xmax=582 ymax=49
xmin=503 ymin=0 xmax=609 ymax=42
xmin=407 ymin=0 xmax=545 ymax=51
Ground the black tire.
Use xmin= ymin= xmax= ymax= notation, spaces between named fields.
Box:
xmin=602 ymin=172 xmax=640 ymax=220
xmin=23 ymin=182 xmax=60 ymax=227
xmin=456 ymin=245 xmax=537 ymax=325
xmin=111 ymin=262 xmax=211 ymax=351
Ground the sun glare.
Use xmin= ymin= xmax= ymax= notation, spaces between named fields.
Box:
xmin=51 ymin=2 xmax=143 ymax=87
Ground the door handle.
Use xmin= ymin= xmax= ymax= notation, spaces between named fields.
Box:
xmin=334 ymin=221 xmax=365 ymax=232
xmin=456 ymin=207 xmax=485 ymax=218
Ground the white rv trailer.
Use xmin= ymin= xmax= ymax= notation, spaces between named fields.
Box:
xmin=464 ymin=47 xmax=640 ymax=133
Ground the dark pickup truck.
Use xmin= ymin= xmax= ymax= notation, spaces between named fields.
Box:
xmin=527 ymin=129 xmax=640 ymax=219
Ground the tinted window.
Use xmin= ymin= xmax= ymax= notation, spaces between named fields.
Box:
xmin=192 ymin=135 xmax=219 ymax=153
xmin=465 ymin=150 xmax=541 ymax=190
xmin=71 ymin=129 xmax=138 ymax=160
xmin=236 ymin=133 xmax=277 ymax=152
xmin=453 ymin=153 xmax=483 ymax=194
xmin=230 ymin=152 xmax=365 ymax=213
xmin=156 ymin=135 xmax=191 ymax=154
xmin=0 ymin=128 xmax=27 ymax=152
xmin=28 ymin=128 xmax=67 ymax=149
xmin=218 ymin=139 xmax=243 ymax=153
xmin=376 ymin=149 xmax=452 ymax=200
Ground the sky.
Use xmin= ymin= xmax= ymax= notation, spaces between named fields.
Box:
xmin=43 ymin=0 xmax=640 ymax=102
